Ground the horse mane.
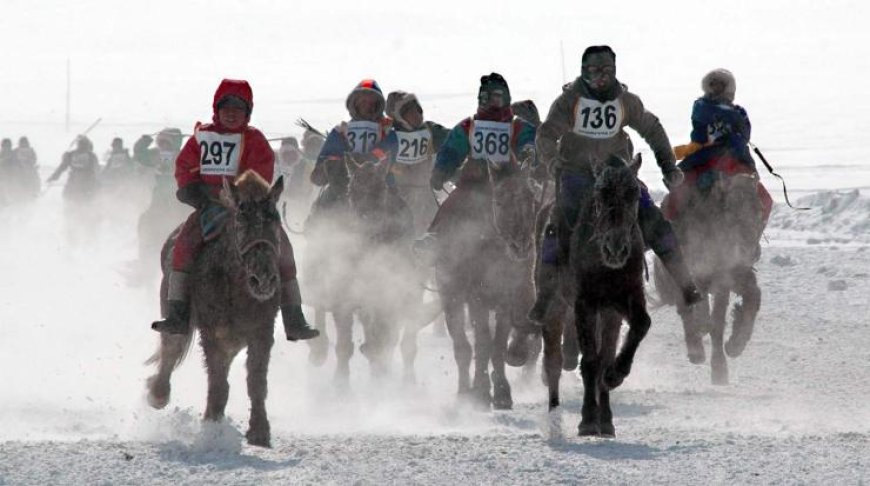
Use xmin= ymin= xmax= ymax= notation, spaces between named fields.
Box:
xmin=234 ymin=170 xmax=271 ymax=203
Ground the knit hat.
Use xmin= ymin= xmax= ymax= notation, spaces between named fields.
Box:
xmin=478 ymin=73 xmax=511 ymax=107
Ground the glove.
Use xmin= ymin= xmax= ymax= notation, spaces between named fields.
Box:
xmin=199 ymin=203 xmax=229 ymax=241
xmin=430 ymin=168 xmax=448 ymax=191
xmin=663 ymin=167 xmax=685 ymax=190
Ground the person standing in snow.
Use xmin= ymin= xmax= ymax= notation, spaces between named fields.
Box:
xmin=529 ymin=45 xmax=701 ymax=322
xmin=151 ymin=78 xmax=319 ymax=342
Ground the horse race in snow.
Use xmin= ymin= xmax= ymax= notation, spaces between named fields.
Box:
xmin=1 ymin=1 xmax=868 ymax=484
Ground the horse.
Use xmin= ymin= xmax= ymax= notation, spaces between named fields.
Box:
xmin=344 ymin=157 xmax=433 ymax=382
xmin=145 ymin=170 xmax=285 ymax=448
xmin=433 ymin=160 xmax=534 ymax=410
xmin=654 ymin=171 xmax=764 ymax=385
xmin=513 ymin=155 xmax=649 ymax=436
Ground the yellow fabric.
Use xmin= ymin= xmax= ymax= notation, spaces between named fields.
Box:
xmin=673 ymin=142 xmax=702 ymax=161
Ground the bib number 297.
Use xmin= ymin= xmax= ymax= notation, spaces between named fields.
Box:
xmin=200 ymin=141 xmax=237 ymax=166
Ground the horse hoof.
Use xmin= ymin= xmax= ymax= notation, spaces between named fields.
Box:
xmin=505 ymin=341 xmax=530 ymax=368
xmin=599 ymin=422 xmax=616 ymax=438
xmin=711 ymin=367 xmax=729 ymax=386
xmin=603 ymin=368 xmax=626 ymax=390
xmin=146 ymin=376 xmax=170 ymax=410
xmin=562 ymin=354 xmax=579 ymax=371
xmin=245 ymin=430 xmax=271 ymax=448
xmin=724 ymin=339 xmax=746 ymax=358
xmin=578 ymin=421 xmax=600 ymax=437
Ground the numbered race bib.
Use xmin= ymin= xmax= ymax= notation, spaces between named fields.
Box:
xmin=197 ymin=131 xmax=242 ymax=177
xmin=345 ymin=120 xmax=381 ymax=154
xmin=395 ymin=129 xmax=432 ymax=165
xmin=470 ymin=120 xmax=512 ymax=164
xmin=70 ymin=152 xmax=92 ymax=169
xmin=572 ymin=97 xmax=623 ymax=139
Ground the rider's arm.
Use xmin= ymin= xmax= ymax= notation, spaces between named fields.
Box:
xmin=433 ymin=121 xmax=471 ymax=180
xmin=242 ymin=128 xmax=275 ymax=183
xmin=624 ymin=92 xmax=677 ymax=175
xmin=311 ymin=128 xmax=346 ymax=186
xmin=47 ymin=153 xmax=71 ymax=182
xmin=174 ymin=135 xmax=204 ymax=203
xmin=537 ymin=91 xmax=574 ymax=173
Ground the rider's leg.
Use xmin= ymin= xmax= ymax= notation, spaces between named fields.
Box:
xmin=638 ymin=186 xmax=702 ymax=306
xmin=529 ymin=170 xmax=592 ymax=323
xmin=278 ymin=230 xmax=319 ymax=341
xmin=152 ymin=211 xmax=201 ymax=334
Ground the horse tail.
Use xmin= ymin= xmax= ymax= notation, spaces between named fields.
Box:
xmin=650 ymin=255 xmax=677 ymax=308
xmin=144 ymin=330 xmax=196 ymax=371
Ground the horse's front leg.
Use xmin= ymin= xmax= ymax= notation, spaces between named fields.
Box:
xmin=709 ymin=287 xmax=730 ymax=385
xmin=678 ymin=293 xmax=709 ymax=364
xmin=307 ymin=307 xmax=329 ymax=366
xmin=542 ymin=312 xmax=565 ymax=410
xmin=491 ymin=306 xmax=513 ymax=410
xmin=725 ymin=268 xmax=761 ymax=358
xmin=442 ymin=294 xmax=471 ymax=395
xmin=332 ymin=309 xmax=354 ymax=387
xmin=576 ymin=298 xmax=602 ymax=436
xmin=146 ymin=333 xmax=189 ymax=409
xmin=203 ymin=337 xmax=233 ymax=422
xmin=469 ymin=300 xmax=493 ymax=409
xmin=604 ymin=291 xmax=651 ymax=390
xmin=245 ymin=329 xmax=274 ymax=447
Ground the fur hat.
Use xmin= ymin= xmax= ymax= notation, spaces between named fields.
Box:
xmin=702 ymin=68 xmax=736 ymax=103
xmin=386 ymin=90 xmax=422 ymax=130
xmin=478 ymin=73 xmax=511 ymax=106
xmin=346 ymin=79 xmax=385 ymax=120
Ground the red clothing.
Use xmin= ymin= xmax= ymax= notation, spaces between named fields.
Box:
xmin=663 ymin=154 xmax=773 ymax=225
xmin=175 ymin=79 xmax=274 ymax=192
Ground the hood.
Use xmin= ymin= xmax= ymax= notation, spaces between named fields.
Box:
xmin=701 ymin=68 xmax=736 ymax=103
xmin=346 ymin=79 xmax=385 ymax=121
xmin=211 ymin=79 xmax=254 ymax=130
xmin=387 ymin=91 xmax=422 ymax=130
xmin=510 ymin=100 xmax=541 ymax=127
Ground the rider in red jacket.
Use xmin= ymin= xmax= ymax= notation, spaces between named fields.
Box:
xmin=151 ymin=79 xmax=319 ymax=341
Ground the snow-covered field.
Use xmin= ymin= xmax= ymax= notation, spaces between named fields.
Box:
xmin=3 ymin=1 xmax=870 ymax=484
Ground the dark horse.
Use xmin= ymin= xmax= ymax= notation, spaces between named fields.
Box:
xmin=146 ymin=170 xmax=285 ymax=447
xmin=655 ymin=171 xmax=763 ymax=385
xmin=524 ymin=155 xmax=650 ymax=437
xmin=434 ymin=161 xmax=535 ymax=410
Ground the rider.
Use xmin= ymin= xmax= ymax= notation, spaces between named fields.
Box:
xmin=48 ymin=136 xmax=100 ymax=200
xmin=421 ymin=73 xmax=536 ymax=245
xmin=383 ymin=90 xmax=450 ymax=234
xmin=667 ymin=68 xmax=773 ymax=227
xmin=310 ymin=79 xmax=392 ymax=208
xmin=530 ymin=45 xmax=702 ymax=322
xmin=102 ymin=137 xmax=134 ymax=179
xmin=151 ymin=78 xmax=319 ymax=341
xmin=14 ymin=137 xmax=37 ymax=167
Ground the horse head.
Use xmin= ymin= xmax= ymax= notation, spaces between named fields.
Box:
xmin=487 ymin=158 xmax=536 ymax=260
xmin=219 ymin=170 xmax=284 ymax=302
xmin=346 ymin=156 xmax=391 ymax=223
xmin=589 ymin=154 xmax=641 ymax=269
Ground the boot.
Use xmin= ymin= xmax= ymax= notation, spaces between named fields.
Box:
xmin=659 ymin=250 xmax=702 ymax=306
xmin=280 ymin=278 xmax=319 ymax=341
xmin=282 ymin=305 xmax=320 ymax=341
xmin=528 ymin=224 xmax=561 ymax=324
xmin=151 ymin=271 xmax=190 ymax=334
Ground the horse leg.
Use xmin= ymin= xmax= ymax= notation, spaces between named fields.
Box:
xmin=203 ymin=338 xmax=232 ymax=422
xmin=709 ymin=288 xmax=730 ymax=385
xmin=599 ymin=312 xmax=621 ymax=437
xmin=725 ymin=269 xmax=761 ymax=358
xmin=307 ymin=307 xmax=329 ymax=366
xmin=560 ymin=302 xmax=580 ymax=371
xmin=679 ymin=294 xmax=709 ymax=365
xmin=245 ymin=330 xmax=274 ymax=447
xmin=604 ymin=293 xmax=651 ymax=390
xmin=333 ymin=309 xmax=354 ymax=387
xmin=469 ymin=301 xmax=493 ymax=409
xmin=443 ymin=296 xmax=472 ymax=395
xmin=400 ymin=316 xmax=420 ymax=385
xmin=576 ymin=299 xmax=601 ymax=436
xmin=491 ymin=307 xmax=513 ymax=410
xmin=146 ymin=333 xmax=189 ymax=409
xmin=542 ymin=314 xmax=565 ymax=410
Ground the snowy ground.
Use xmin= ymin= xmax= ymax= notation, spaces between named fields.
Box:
xmin=1 ymin=186 xmax=868 ymax=485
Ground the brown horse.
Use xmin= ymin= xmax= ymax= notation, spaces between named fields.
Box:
xmin=146 ymin=171 xmax=285 ymax=447
xmin=655 ymin=172 xmax=764 ymax=385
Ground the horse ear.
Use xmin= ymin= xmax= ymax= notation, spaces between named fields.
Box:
xmin=269 ymin=175 xmax=285 ymax=204
xmin=219 ymin=176 xmax=237 ymax=207
xmin=629 ymin=153 xmax=642 ymax=176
